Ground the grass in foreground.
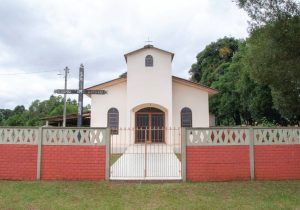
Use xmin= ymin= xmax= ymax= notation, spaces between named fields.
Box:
xmin=110 ymin=154 xmax=123 ymax=165
xmin=0 ymin=180 xmax=299 ymax=210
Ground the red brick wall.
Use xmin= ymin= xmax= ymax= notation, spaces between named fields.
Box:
xmin=41 ymin=145 xmax=106 ymax=180
xmin=2 ymin=143 xmax=300 ymax=181
xmin=0 ymin=144 xmax=37 ymax=180
xmin=187 ymin=146 xmax=250 ymax=181
xmin=255 ymin=145 xmax=300 ymax=180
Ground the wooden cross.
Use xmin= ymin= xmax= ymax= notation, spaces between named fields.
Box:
xmin=145 ymin=37 xmax=153 ymax=45
xmin=54 ymin=64 xmax=107 ymax=127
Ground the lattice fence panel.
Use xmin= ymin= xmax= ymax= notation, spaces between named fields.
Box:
xmin=0 ymin=128 xmax=39 ymax=144
xmin=42 ymin=128 xmax=106 ymax=145
xmin=187 ymin=128 xmax=249 ymax=146
xmin=254 ymin=128 xmax=300 ymax=145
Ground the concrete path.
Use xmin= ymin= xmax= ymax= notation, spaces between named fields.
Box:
xmin=110 ymin=144 xmax=182 ymax=180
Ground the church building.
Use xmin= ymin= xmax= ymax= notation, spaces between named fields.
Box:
xmin=86 ymin=45 xmax=217 ymax=142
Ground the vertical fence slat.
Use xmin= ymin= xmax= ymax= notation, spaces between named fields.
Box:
xmin=181 ymin=127 xmax=187 ymax=182
xmin=249 ymin=127 xmax=255 ymax=180
xmin=105 ymin=128 xmax=110 ymax=180
xmin=36 ymin=127 xmax=42 ymax=180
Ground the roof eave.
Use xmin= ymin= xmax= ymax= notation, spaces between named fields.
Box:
xmin=172 ymin=76 xmax=218 ymax=95
xmin=84 ymin=77 xmax=127 ymax=98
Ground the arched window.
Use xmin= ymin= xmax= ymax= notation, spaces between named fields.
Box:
xmin=145 ymin=55 xmax=153 ymax=67
xmin=107 ymin=108 xmax=119 ymax=134
xmin=181 ymin=107 xmax=192 ymax=128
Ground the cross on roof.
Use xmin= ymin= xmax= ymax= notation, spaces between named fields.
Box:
xmin=145 ymin=37 xmax=153 ymax=45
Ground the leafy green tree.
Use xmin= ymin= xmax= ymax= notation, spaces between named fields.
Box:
xmin=1 ymin=95 xmax=89 ymax=126
xmin=235 ymin=0 xmax=300 ymax=123
xmin=209 ymin=62 xmax=242 ymax=125
xmin=4 ymin=105 xmax=27 ymax=126
xmin=191 ymin=39 xmax=285 ymax=126
xmin=233 ymin=43 xmax=284 ymax=125
xmin=189 ymin=37 xmax=240 ymax=86
xmin=190 ymin=37 xmax=242 ymax=125
xmin=5 ymin=114 xmax=27 ymax=126
xmin=49 ymin=103 xmax=78 ymax=116
xmin=234 ymin=0 xmax=300 ymax=29
xmin=0 ymin=109 xmax=13 ymax=124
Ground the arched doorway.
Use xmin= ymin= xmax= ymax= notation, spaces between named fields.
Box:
xmin=135 ymin=107 xmax=165 ymax=143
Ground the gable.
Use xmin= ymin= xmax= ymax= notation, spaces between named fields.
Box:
xmin=124 ymin=45 xmax=174 ymax=62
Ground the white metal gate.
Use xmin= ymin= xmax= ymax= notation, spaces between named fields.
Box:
xmin=109 ymin=127 xmax=182 ymax=180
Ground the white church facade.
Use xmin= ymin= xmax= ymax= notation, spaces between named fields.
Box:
xmin=86 ymin=45 xmax=217 ymax=143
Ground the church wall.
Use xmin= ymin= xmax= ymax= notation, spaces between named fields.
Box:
xmin=126 ymin=48 xmax=173 ymax=127
xmin=172 ymin=81 xmax=209 ymax=128
xmin=90 ymin=81 xmax=127 ymax=127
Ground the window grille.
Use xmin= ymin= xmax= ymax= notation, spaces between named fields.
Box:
xmin=108 ymin=108 xmax=119 ymax=134
xmin=145 ymin=55 xmax=153 ymax=67
xmin=181 ymin=107 xmax=192 ymax=127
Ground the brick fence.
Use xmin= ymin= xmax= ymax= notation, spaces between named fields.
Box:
xmin=254 ymin=145 xmax=300 ymax=180
xmin=0 ymin=144 xmax=37 ymax=180
xmin=0 ymin=127 xmax=108 ymax=181
xmin=185 ymin=128 xmax=300 ymax=181
xmin=0 ymin=127 xmax=299 ymax=181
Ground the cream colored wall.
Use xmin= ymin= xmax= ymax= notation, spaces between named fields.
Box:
xmin=172 ymin=81 xmax=210 ymax=128
xmin=90 ymin=81 xmax=127 ymax=127
xmin=126 ymin=48 xmax=173 ymax=128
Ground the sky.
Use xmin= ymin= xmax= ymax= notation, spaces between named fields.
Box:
xmin=0 ymin=0 xmax=249 ymax=109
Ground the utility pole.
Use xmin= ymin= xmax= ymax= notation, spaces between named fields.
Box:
xmin=63 ymin=67 xmax=69 ymax=127
xmin=54 ymin=64 xmax=107 ymax=127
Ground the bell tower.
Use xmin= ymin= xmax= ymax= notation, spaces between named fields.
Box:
xmin=124 ymin=45 xmax=174 ymax=127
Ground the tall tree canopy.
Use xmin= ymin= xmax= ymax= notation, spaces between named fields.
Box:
xmin=234 ymin=0 xmax=300 ymax=28
xmin=189 ymin=37 xmax=240 ymax=86
xmin=235 ymin=0 xmax=300 ymax=122
xmin=190 ymin=38 xmax=285 ymax=126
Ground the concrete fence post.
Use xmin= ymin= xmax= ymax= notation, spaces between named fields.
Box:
xmin=249 ymin=127 xmax=255 ymax=180
xmin=36 ymin=127 xmax=43 ymax=180
xmin=105 ymin=128 xmax=111 ymax=180
xmin=181 ymin=128 xmax=187 ymax=182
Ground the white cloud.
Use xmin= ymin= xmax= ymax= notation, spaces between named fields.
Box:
xmin=0 ymin=0 xmax=249 ymax=109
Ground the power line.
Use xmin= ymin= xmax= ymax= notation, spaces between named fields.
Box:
xmin=0 ymin=70 xmax=59 ymax=76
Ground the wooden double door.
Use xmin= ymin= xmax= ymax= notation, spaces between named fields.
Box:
xmin=135 ymin=107 xmax=165 ymax=143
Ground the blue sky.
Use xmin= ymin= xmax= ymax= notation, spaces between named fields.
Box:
xmin=0 ymin=0 xmax=249 ymax=109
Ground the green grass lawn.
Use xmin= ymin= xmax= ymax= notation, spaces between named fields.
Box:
xmin=110 ymin=154 xmax=123 ymax=166
xmin=0 ymin=180 xmax=299 ymax=210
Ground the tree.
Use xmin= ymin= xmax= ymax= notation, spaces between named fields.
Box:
xmin=49 ymin=102 xmax=78 ymax=116
xmin=0 ymin=109 xmax=13 ymax=124
xmin=189 ymin=37 xmax=240 ymax=86
xmin=235 ymin=0 xmax=300 ymax=122
xmin=234 ymin=0 xmax=300 ymax=29
xmin=3 ymin=105 xmax=27 ymax=126
xmin=190 ymin=37 xmax=242 ymax=125
xmin=190 ymin=39 xmax=285 ymax=126
xmin=0 ymin=95 xmax=89 ymax=126
xmin=209 ymin=64 xmax=242 ymax=125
